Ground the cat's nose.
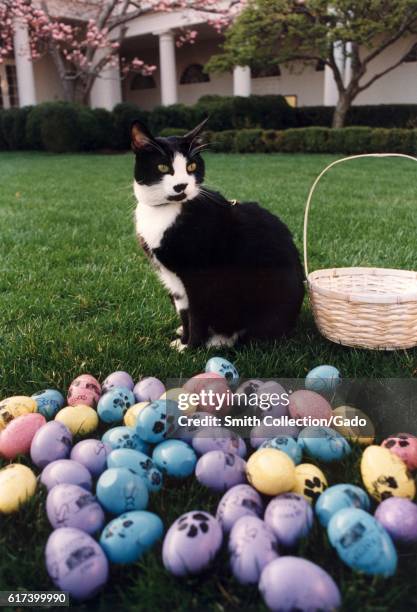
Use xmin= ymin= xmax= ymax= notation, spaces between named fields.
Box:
xmin=173 ymin=183 xmax=188 ymax=193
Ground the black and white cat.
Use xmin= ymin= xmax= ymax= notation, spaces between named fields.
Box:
xmin=131 ymin=118 xmax=304 ymax=350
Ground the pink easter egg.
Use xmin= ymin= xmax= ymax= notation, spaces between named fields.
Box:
xmin=382 ymin=433 xmax=417 ymax=471
xmin=184 ymin=373 xmax=233 ymax=415
xmin=67 ymin=374 xmax=101 ymax=408
xmin=288 ymin=390 xmax=332 ymax=422
xmin=0 ymin=413 xmax=46 ymax=459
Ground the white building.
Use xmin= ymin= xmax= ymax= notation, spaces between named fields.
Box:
xmin=2 ymin=6 xmax=417 ymax=112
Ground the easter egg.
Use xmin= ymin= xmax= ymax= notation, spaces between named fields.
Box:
xmin=361 ymin=445 xmax=416 ymax=501
xmin=229 ymin=516 xmax=278 ymax=584
xmin=176 ymin=411 xmax=212 ymax=443
xmin=67 ymin=374 xmax=101 ymax=408
xmin=152 ymin=439 xmax=197 ymax=479
xmin=55 ymin=405 xmax=98 ymax=436
xmin=97 ymin=387 xmax=135 ymax=424
xmin=102 ymin=426 xmax=149 ymax=453
xmin=123 ymin=402 xmax=149 ymax=427
xmin=235 ymin=379 xmax=263 ymax=410
xmin=133 ymin=377 xmax=165 ymax=403
xmin=375 ymin=497 xmax=417 ymax=544
xmin=30 ymin=421 xmax=72 ymax=468
xmin=100 ymin=511 xmax=164 ymax=564
xmin=382 ymin=433 xmax=417 ymax=471
xmin=246 ymin=449 xmax=295 ymax=496
xmin=259 ymin=557 xmax=341 ymax=612
xmin=315 ymin=484 xmax=370 ymax=527
xmin=288 ymin=390 xmax=332 ymax=421
xmin=107 ymin=448 xmax=163 ymax=492
xmin=264 ymin=493 xmax=313 ymax=548
xmin=184 ymin=373 xmax=233 ymax=414
xmin=332 ymin=405 xmax=375 ymax=445
xmin=135 ymin=399 xmax=179 ymax=444
xmin=260 ymin=436 xmax=302 ymax=464
xmin=41 ymin=459 xmax=93 ymax=491
xmin=161 ymin=388 xmax=196 ymax=416
xmin=192 ymin=427 xmax=247 ymax=457
xmin=162 ymin=511 xmax=222 ymax=576
xmin=0 ymin=464 xmax=37 ymax=513
xmin=0 ymin=412 xmax=46 ymax=459
xmin=196 ymin=450 xmax=246 ymax=491
xmin=46 ymin=483 xmax=105 ymax=533
xmin=96 ymin=467 xmax=149 ymax=514
xmin=32 ymin=389 xmax=65 ymax=420
xmin=0 ymin=396 xmax=36 ymax=430
xmin=305 ymin=365 xmax=341 ymax=395
xmin=70 ymin=439 xmax=112 ymax=477
xmin=102 ymin=371 xmax=134 ymax=393
xmin=45 ymin=527 xmax=108 ymax=601
xmin=250 ymin=423 xmax=300 ymax=449
xmin=256 ymin=381 xmax=289 ymax=418
xmin=328 ymin=508 xmax=397 ymax=576
xmin=216 ymin=484 xmax=264 ymax=533
xmin=205 ymin=357 xmax=239 ymax=387
xmin=292 ymin=463 xmax=328 ymax=504
xmin=298 ymin=426 xmax=351 ymax=462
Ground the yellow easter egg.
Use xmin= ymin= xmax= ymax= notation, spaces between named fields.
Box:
xmin=361 ymin=445 xmax=416 ymax=502
xmin=292 ymin=463 xmax=328 ymax=504
xmin=124 ymin=402 xmax=149 ymax=427
xmin=246 ymin=448 xmax=295 ymax=496
xmin=0 ymin=396 xmax=37 ymax=430
xmin=332 ymin=405 xmax=375 ymax=446
xmin=0 ymin=464 xmax=37 ymax=513
xmin=55 ymin=405 xmax=98 ymax=436
xmin=161 ymin=388 xmax=196 ymax=416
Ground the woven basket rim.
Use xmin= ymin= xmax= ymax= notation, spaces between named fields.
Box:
xmin=307 ymin=266 xmax=417 ymax=304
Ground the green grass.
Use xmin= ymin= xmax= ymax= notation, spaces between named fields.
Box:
xmin=0 ymin=151 xmax=416 ymax=611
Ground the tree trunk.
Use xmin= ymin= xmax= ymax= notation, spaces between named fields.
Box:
xmin=332 ymin=92 xmax=352 ymax=128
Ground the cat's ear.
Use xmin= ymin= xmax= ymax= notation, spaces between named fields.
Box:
xmin=130 ymin=120 xmax=155 ymax=152
xmin=183 ymin=116 xmax=209 ymax=145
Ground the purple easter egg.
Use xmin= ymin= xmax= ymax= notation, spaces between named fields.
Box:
xmin=41 ymin=459 xmax=92 ymax=491
xmin=102 ymin=371 xmax=134 ymax=393
xmin=134 ymin=377 xmax=165 ymax=402
xmin=264 ymin=493 xmax=313 ymax=548
xmin=45 ymin=527 xmax=108 ymax=601
xmin=259 ymin=557 xmax=341 ymax=611
xmin=70 ymin=439 xmax=112 ymax=478
xmin=196 ymin=451 xmax=246 ymax=492
xmin=229 ymin=516 xmax=279 ymax=584
xmin=256 ymin=381 xmax=289 ymax=418
xmin=162 ymin=511 xmax=222 ymax=576
xmin=30 ymin=421 xmax=73 ymax=469
xmin=216 ymin=484 xmax=264 ymax=533
xmin=192 ymin=427 xmax=246 ymax=457
xmin=375 ymin=497 xmax=417 ymax=544
xmin=46 ymin=483 xmax=105 ymax=533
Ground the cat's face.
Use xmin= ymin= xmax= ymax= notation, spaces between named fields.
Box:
xmin=131 ymin=120 xmax=207 ymax=207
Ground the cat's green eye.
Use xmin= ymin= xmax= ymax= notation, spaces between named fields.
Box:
xmin=158 ymin=164 xmax=170 ymax=173
xmin=187 ymin=162 xmax=197 ymax=172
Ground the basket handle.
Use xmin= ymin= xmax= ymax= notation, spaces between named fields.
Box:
xmin=303 ymin=153 xmax=417 ymax=277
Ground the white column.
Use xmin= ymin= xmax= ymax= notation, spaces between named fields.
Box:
xmin=90 ymin=48 xmax=122 ymax=110
xmin=157 ymin=30 xmax=178 ymax=106
xmin=13 ymin=19 xmax=36 ymax=107
xmin=233 ymin=65 xmax=251 ymax=97
xmin=324 ymin=41 xmax=344 ymax=106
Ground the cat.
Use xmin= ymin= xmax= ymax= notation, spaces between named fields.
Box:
xmin=131 ymin=118 xmax=304 ymax=350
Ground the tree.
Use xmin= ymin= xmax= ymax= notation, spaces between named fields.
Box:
xmin=206 ymin=0 xmax=417 ymax=128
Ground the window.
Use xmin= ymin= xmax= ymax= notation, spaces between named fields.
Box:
xmin=0 ymin=63 xmax=19 ymax=108
xmin=252 ymin=64 xmax=281 ymax=78
xmin=130 ymin=73 xmax=156 ymax=90
xmin=180 ymin=64 xmax=209 ymax=85
xmin=315 ymin=59 xmax=326 ymax=72
xmin=284 ymin=95 xmax=297 ymax=108
xmin=404 ymin=43 xmax=417 ymax=62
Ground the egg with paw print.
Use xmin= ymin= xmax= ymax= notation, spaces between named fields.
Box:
xmin=360 ymin=445 xmax=416 ymax=501
xmin=205 ymin=357 xmax=239 ymax=387
xmin=96 ymin=467 xmax=149 ymax=515
xmin=315 ymin=484 xmax=370 ymax=528
xmin=101 ymin=426 xmax=149 ymax=453
xmin=107 ymin=448 xmax=163 ymax=492
xmin=291 ymin=463 xmax=328 ymax=504
xmin=100 ymin=511 xmax=164 ymax=564
xmin=192 ymin=427 xmax=247 ymax=457
xmin=381 ymin=433 xmax=417 ymax=471
xmin=216 ymin=484 xmax=264 ymax=534
xmin=152 ymin=439 xmax=196 ymax=479
xmin=67 ymin=374 xmax=101 ymax=408
xmin=135 ymin=399 xmax=179 ymax=444
xmin=229 ymin=516 xmax=279 ymax=584
xmin=97 ymin=387 xmax=135 ymax=424
xmin=196 ymin=450 xmax=246 ymax=491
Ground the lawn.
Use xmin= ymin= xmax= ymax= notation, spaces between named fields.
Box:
xmin=0 ymin=151 xmax=416 ymax=611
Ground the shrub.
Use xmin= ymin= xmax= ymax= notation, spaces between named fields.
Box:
xmin=150 ymin=104 xmax=196 ymax=134
xmin=235 ymin=129 xmax=264 ymax=153
xmin=261 ymin=129 xmax=284 ymax=152
xmin=112 ymin=103 xmax=149 ymax=150
xmin=1 ymin=107 xmax=31 ymax=150
xmin=88 ymin=108 xmax=115 ymax=150
xmin=158 ymin=127 xmax=189 ymax=138
xmin=210 ymin=130 xmax=236 ymax=152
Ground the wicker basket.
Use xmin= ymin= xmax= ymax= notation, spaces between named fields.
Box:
xmin=303 ymin=153 xmax=417 ymax=350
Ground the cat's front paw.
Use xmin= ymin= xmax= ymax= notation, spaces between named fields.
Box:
xmin=175 ymin=325 xmax=183 ymax=337
xmin=170 ymin=338 xmax=187 ymax=352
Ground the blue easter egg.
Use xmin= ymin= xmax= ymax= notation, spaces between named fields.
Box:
xmin=305 ymin=365 xmax=341 ymax=395
xmin=298 ymin=426 xmax=351 ymax=462
xmin=205 ymin=357 xmax=239 ymax=387
xmin=107 ymin=448 xmax=163 ymax=492
xmin=31 ymin=389 xmax=65 ymax=420
xmin=327 ymin=508 xmax=397 ymax=576
xmin=316 ymin=484 xmax=371 ymax=527
xmin=152 ymin=439 xmax=197 ymax=478
xmin=260 ymin=436 xmax=302 ymax=465
xmin=96 ymin=467 xmax=149 ymax=515
xmin=97 ymin=386 xmax=135 ymax=424
xmin=136 ymin=400 xmax=179 ymax=444
xmin=100 ymin=510 xmax=164 ymax=564
xmin=102 ymin=426 xmax=149 ymax=454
